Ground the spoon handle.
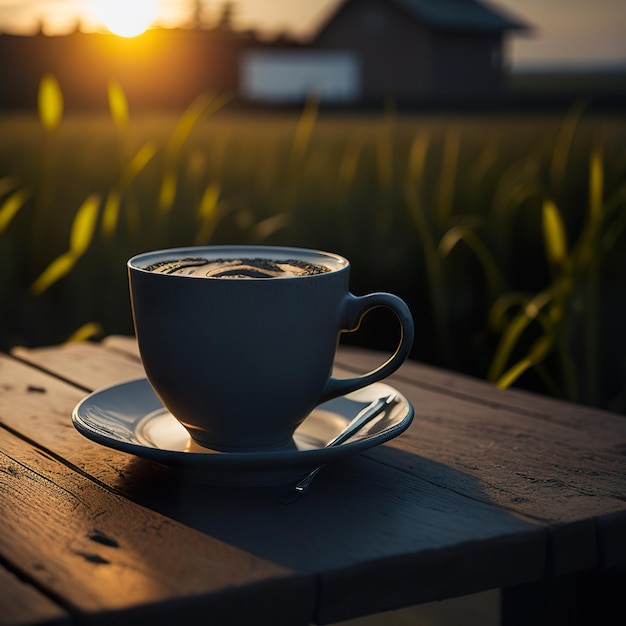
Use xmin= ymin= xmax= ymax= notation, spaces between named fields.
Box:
xmin=324 ymin=393 xmax=397 ymax=449
xmin=280 ymin=393 xmax=397 ymax=504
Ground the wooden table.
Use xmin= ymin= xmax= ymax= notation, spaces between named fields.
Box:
xmin=1 ymin=336 xmax=625 ymax=626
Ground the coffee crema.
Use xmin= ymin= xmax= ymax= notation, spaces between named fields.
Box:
xmin=144 ymin=257 xmax=330 ymax=279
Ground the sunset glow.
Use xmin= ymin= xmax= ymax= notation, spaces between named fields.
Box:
xmin=0 ymin=1 xmax=623 ymax=68
xmin=91 ymin=0 xmax=158 ymax=38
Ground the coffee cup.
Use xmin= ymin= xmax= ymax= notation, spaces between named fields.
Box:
xmin=128 ymin=245 xmax=414 ymax=452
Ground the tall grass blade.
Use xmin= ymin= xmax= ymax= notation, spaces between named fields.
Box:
xmin=30 ymin=252 xmax=75 ymax=295
xmin=38 ymin=74 xmax=63 ymax=131
xmin=404 ymin=179 xmax=452 ymax=363
xmin=467 ymin=139 xmax=499 ymax=189
xmin=496 ymin=333 xmax=554 ymax=389
xmin=65 ymin=322 xmax=103 ymax=343
xmin=436 ymin=130 xmax=459 ymax=226
xmin=158 ymin=171 xmax=177 ymax=214
xmin=589 ymin=142 xmax=604 ymax=225
xmin=251 ymin=214 xmax=291 ymax=242
xmin=488 ymin=292 xmax=532 ymax=332
xmin=30 ymin=193 xmax=101 ymax=295
xmin=583 ymin=140 xmax=604 ymax=405
xmin=194 ymin=181 xmax=221 ymax=244
xmin=168 ymin=91 xmax=232 ymax=158
xmin=0 ymin=189 xmax=30 ymax=233
xmin=70 ymin=193 xmax=101 ymax=256
xmin=602 ymin=183 xmax=626 ymax=249
xmin=377 ymin=118 xmax=394 ymax=189
xmin=406 ymin=131 xmax=429 ymax=183
xmin=101 ymin=189 xmax=121 ymax=239
xmin=121 ymin=142 xmax=157 ymax=186
xmin=438 ymin=224 xmax=505 ymax=296
xmin=291 ymin=91 xmax=319 ymax=162
xmin=107 ymin=80 xmax=129 ymax=129
xmin=542 ymin=199 xmax=568 ymax=268
xmin=159 ymin=92 xmax=231 ymax=216
xmin=488 ymin=288 xmax=554 ymax=381
xmin=101 ymin=142 xmax=156 ymax=236
xmin=337 ymin=136 xmax=363 ymax=189
xmin=549 ymin=99 xmax=586 ymax=188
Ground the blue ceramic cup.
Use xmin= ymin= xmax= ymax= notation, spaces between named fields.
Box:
xmin=128 ymin=245 xmax=414 ymax=452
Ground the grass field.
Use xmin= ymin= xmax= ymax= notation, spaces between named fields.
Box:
xmin=1 ymin=87 xmax=625 ymax=414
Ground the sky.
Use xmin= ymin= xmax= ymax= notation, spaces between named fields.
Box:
xmin=0 ymin=0 xmax=625 ymax=70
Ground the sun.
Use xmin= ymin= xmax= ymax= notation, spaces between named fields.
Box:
xmin=92 ymin=0 xmax=159 ymax=38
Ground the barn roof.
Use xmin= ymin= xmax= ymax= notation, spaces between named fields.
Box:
xmin=394 ymin=0 xmax=528 ymax=32
xmin=315 ymin=0 xmax=529 ymax=36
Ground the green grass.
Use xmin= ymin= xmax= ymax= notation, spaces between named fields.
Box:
xmin=1 ymin=81 xmax=625 ymax=414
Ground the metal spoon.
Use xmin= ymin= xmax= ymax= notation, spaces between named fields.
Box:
xmin=279 ymin=392 xmax=397 ymax=504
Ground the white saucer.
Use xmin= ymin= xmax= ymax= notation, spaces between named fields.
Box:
xmin=72 ymin=379 xmax=414 ymax=487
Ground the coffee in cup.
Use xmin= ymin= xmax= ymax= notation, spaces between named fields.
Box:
xmin=145 ymin=256 xmax=330 ymax=279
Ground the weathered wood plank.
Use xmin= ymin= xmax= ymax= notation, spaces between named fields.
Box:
xmin=11 ymin=341 xmax=143 ymax=390
xmin=1 ymin=348 xmax=545 ymax=623
xmin=331 ymin=346 xmax=626 ymax=574
xmin=101 ymin=339 xmax=626 ymax=578
xmin=0 ymin=565 xmax=70 ymax=626
xmin=336 ymin=345 xmax=626 ymax=428
xmin=0 ymin=427 xmax=313 ymax=626
xmin=13 ymin=339 xmax=626 ymax=575
xmin=8 ymin=337 xmax=626 ymax=619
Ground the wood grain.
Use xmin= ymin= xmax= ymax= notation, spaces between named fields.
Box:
xmin=335 ymin=347 xmax=626 ymax=576
xmin=0 ymin=565 xmax=69 ymax=626
xmin=0 ymin=353 xmax=313 ymax=625
xmin=4 ymin=342 xmax=545 ymax=623
xmin=8 ymin=337 xmax=626 ymax=623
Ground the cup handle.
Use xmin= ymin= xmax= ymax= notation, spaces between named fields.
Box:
xmin=320 ymin=292 xmax=414 ymax=402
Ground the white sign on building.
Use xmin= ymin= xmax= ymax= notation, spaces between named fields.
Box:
xmin=239 ymin=50 xmax=361 ymax=103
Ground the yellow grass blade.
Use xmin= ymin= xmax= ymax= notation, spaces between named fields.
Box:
xmin=197 ymin=181 xmax=221 ymax=220
xmin=377 ymin=130 xmax=393 ymax=188
xmin=65 ymin=322 xmax=103 ymax=343
xmin=542 ymin=199 xmax=568 ymax=266
xmin=292 ymin=91 xmax=319 ymax=162
xmin=30 ymin=251 xmax=75 ymax=295
xmin=436 ymin=130 xmax=459 ymax=226
xmin=70 ymin=193 xmax=101 ymax=256
xmin=251 ymin=213 xmax=291 ymax=242
xmin=496 ymin=334 xmax=554 ymax=389
xmin=467 ymin=139 xmax=499 ymax=188
xmin=120 ymin=142 xmax=157 ymax=187
xmin=170 ymin=93 xmax=213 ymax=156
xmin=589 ymin=143 xmax=604 ymax=224
xmin=0 ymin=189 xmax=30 ymax=233
xmin=194 ymin=180 xmax=221 ymax=244
xmin=338 ymin=136 xmax=363 ymax=189
xmin=488 ymin=292 xmax=531 ymax=332
xmin=549 ymin=99 xmax=586 ymax=187
xmin=38 ymin=74 xmax=64 ymax=131
xmin=169 ymin=91 xmax=232 ymax=158
xmin=101 ymin=189 xmax=121 ymax=239
xmin=31 ymin=193 xmax=100 ymax=295
xmin=158 ymin=171 xmax=177 ymax=214
xmin=107 ymin=80 xmax=129 ymax=129
xmin=438 ymin=224 xmax=504 ymax=295
xmin=488 ymin=288 xmax=554 ymax=381
xmin=406 ymin=131 xmax=429 ymax=183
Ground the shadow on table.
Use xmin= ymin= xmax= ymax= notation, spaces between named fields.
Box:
xmin=117 ymin=446 xmax=545 ymax=572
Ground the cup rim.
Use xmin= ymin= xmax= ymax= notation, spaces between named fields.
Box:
xmin=127 ymin=245 xmax=350 ymax=279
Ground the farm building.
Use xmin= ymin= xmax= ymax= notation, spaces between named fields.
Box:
xmin=0 ymin=0 xmax=529 ymax=110
xmin=241 ymin=0 xmax=529 ymax=104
